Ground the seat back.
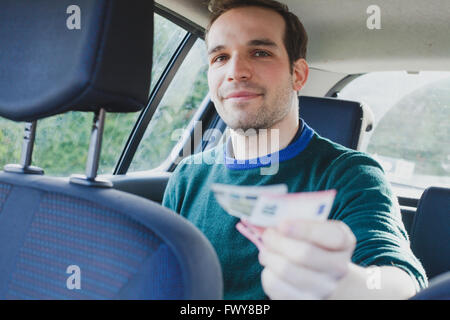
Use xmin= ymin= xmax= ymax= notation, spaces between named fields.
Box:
xmin=410 ymin=187 xmax=450 ymax=279
xmin=299 ymin=95 xmax=374 ymax=150
xmin=410 ymin=271 xmax=450 ymax=300
xmin=0 ymin=174 xmax=222 ymax=299
xmin=0 ymin=0 xmax=222 ymax=299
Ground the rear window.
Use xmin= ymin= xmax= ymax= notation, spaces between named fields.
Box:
xmin=338 ymin=71 xmax=450 ymax=198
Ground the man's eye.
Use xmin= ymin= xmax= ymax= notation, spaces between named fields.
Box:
xmin=213 ymin=55 xmax=228 ymax=63
xmin=254 ymin=50 xmax=270 ymax=57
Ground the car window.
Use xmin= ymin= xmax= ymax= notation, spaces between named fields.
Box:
xmin=0 ymin=119 xmax=22 ymax=167
xmin=150 ymin=14 xmax=188 ymax=93
xmin=128 ymin=38 xmax=209 ymax=173
xmin=338 ymin=71 xmax=450 ymax=198
xmin=0 ymin=13 xmax=188 ymax=177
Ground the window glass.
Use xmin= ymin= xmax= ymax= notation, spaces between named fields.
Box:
xmin=150 ymin=14 xmax=188 ymax=93
xmin=33 ymin=113 xmax=90 ymax=176
xmin=0 ymin=13 xmax=188 ymax=176
xmin=0 ymin=119 xmax=22 ymax=167
xmin=129 ymin=38 xmax=209 ymax=172
xmin=339 ymin=71 xmax=450 ymax=198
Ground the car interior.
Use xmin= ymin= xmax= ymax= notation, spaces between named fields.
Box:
xmin=0 ymin=0 xmax=448 ymax=300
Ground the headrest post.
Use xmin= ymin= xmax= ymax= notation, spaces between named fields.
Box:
xmin=85 ymin=109 xmax=105 ymax=180
xmin=3 ymin=121 xmax=44 ymax=175
xmin=20 ymin=121 xmax=37 ymax=167
xmin=69 ymin=109 xmax=112 ymax=188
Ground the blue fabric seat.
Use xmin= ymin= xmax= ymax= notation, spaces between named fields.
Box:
xmin=410 ymin=187 xmax=450 ymax=280
xmin=299 ymin=95 xmax=373 ymax=150
xmin=0 ymin=174 xmax=222 ymax=299
xmin=0 ymin=0 xmax=222 ymax=299
xmin=410 ymin=271 xmax=450 ymax=300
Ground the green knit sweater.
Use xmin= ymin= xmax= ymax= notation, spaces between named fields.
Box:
xmin=162 ymin=122 xmax=427 ymax=299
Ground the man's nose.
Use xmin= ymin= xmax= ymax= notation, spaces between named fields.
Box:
xmin=226 ymin=54 xmax=252 ymax=82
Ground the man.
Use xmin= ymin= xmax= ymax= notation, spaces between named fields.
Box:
xmin=162 ymin=0 xmax=427 ymax=299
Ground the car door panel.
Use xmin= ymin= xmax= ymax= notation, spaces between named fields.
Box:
xmin=110 ymin=172 xmax=171 ymax=204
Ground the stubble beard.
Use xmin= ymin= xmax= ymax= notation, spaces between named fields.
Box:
xmin=217 ymin=84 xmax=294 ymax=132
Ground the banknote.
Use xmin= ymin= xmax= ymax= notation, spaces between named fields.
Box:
xmin=247 ymin=189 xmax=337 ymax=227
xmin=211 ymin=183 xmax=336 ymax=225
xmin=211 ymin=183 xmax=288 ymax=218
xmin=234 ymin=189 xmax=337 ymax=249
xmin=235 ymin=219 xmax=266 ymax=250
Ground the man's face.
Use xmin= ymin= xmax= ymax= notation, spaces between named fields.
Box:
xmin=206 ymin=6 xmax=298 ymax=131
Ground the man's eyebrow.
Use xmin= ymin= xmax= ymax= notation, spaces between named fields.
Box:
xmin=247 ymin=38 xmax=278 ymax=47
xmin=207 ymin=39 xmax=278 ymax=56
xmin=208 ymin=45 xmax=225 ymax=56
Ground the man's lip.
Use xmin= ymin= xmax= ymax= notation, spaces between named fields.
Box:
xmin=224 ymin=91 xmax=263 ymax=99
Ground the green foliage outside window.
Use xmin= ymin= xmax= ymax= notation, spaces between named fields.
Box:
xmin=129 ymin=40 xmax=209 ymax=172
xmin=339 ymin=72 xmax=450 ymax=193
xmin=368 ymin=77 xmax=450 ymax=176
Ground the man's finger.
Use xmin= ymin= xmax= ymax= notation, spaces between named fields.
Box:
xmin=261 ymin=229 xmax=351 ymax=277
xmin=261 ymin=268 xmax=319 ymax=300
xmin=275 ymin=219 xmax=356 ymax=251
xmin=259 ymin=249 xmax=340 ymax=298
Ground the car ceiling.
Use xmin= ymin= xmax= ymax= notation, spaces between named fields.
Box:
xmin=157 ymin=0 xmax=450 ymax=75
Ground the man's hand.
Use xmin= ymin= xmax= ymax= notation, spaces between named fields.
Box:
xmin=258 ymin=218 xmax=357 ymax=299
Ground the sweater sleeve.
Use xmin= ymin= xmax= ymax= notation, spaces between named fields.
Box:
xmin=326 ymin=151 xmax=428 ymax=291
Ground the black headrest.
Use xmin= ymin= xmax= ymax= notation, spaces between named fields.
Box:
xmin=0 ymin=0 xmax=154 ymax=122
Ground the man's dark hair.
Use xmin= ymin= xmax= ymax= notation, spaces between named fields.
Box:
xmin=205 ymin=0 xmax=308 ymax=69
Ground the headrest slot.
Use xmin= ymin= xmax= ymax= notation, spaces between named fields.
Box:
xmin=70 ymin=109 xmax=112 ymax=188
xmin=3 ymin=121 xmax=44 ymax=175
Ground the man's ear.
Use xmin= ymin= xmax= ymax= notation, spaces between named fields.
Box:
xmin=292 ymin=58 xmax=309 ymax=92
